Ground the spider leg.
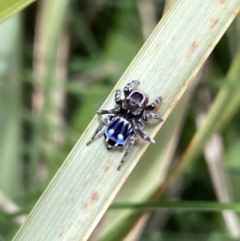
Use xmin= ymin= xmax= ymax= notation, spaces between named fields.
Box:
xmin=117 ymin=133 xmax=136 ymax=171
xmin=135 ymin=129 xmax=155 ymax=143
xmin=135 ymin=119 xmax=144 ymax=130
xmin=97 ymin=107 xmax=120 ymax=115
xmin=86 ymin=116 xmax=109 ymax=146
xmin=124 ymin=80 xmax=140 ymax=97
xmin=133 ymin=120 xmax=155 ymax=143
xmin=146 ymin=96 xmax=163 ymax=111
xmin=142 ymin=112 xmax=163 ymax=122
xmin=115 ymin=89 xmax=123 ymax=104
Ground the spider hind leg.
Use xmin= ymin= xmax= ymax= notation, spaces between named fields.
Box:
xmin=133 ymin=119 xmax=154 ymax=143
xmin=117 ymin=133 xmax=136 ymax=171
xmin=86 ymin=116 xmax=110 ymax=146
xmin=135 ymin=128 xmax=155 ymax=143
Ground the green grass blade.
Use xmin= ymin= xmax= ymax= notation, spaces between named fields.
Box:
xmin=157 ymin=46 xmax=240 ymax=200
xmin=111 ymin=201 xmax=240 ymax=212
xmin=13 ymin=0 xmax=240 ymax=240
xmin=30 ymin=0 xmax=69 ymax=190
xmin=0 ymin=15 xmax=22 ymax=200
xmin=96 ymin=83 xmax=198 ymax=240
xmin=0 ymin=0 xmax=35 ymax=22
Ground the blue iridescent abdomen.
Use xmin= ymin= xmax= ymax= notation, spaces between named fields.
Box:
xmin=104 ymin=116 xmax=133 ymax=148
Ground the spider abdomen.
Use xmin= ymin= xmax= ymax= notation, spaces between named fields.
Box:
xmin=104 ymin=116 xmax=133 ymax=149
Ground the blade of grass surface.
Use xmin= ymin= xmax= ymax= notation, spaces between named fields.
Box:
xmin=31 ymin=0 xmax=69 ymax=189
xmin=13 ymin=1 xmax=240 ymax=240
xmin=0 ymin=15 xmax=22 ymax=200
xmin=156 ymin=46 xmax=240 ymax=201
xmin=95 ymin=2 xmax=193 ymax=239
xmin=96 ymin=82 xmax=199 ymax=241
xmin=0 ymin=0 xmax=35 ymax=22
xmin=110 ymin=201 xmax=240 ymax=212
xmin=142 ymin=233 xmax=237 ymax=241
xmin=195 ymin=84 xmax=240 ymax=237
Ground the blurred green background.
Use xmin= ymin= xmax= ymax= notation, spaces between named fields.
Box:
xmin=1 ymin=0 xmax=240 ymax=240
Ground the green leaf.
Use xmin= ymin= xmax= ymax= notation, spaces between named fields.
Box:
xmin=0 ymin=0 xmax=35 ymax=22
xmin=0 ymin=15 xmax=22 ymax=199
xmin=13 ymin=0 xmax=240 ymax=240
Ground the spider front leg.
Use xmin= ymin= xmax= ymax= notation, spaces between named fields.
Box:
xmin=142 ymin=112 xmax=163 ymax=122
xmin=86 ymin=116 xmax=109 ymax=146
xmin=124 ymin=80 xmax=140 ymax=97
xmin=97 ymin=107 xmax=120 ymax=115
xmin=115 ymin=89 xmax=123 ymax=104
xmin=146 ymin=96 xmax=163 ymax=111
xmin=117 ymin=133 xmax=136 ymax=171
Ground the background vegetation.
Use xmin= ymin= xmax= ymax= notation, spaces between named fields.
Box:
xmin=0 ymin=0 xmax=240 ymax=240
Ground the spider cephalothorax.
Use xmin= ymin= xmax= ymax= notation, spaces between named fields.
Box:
xmin=87 ymin=80 xmax=163 ymax=170
xmin=122 ymin=90 xmax=148 ymax=115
